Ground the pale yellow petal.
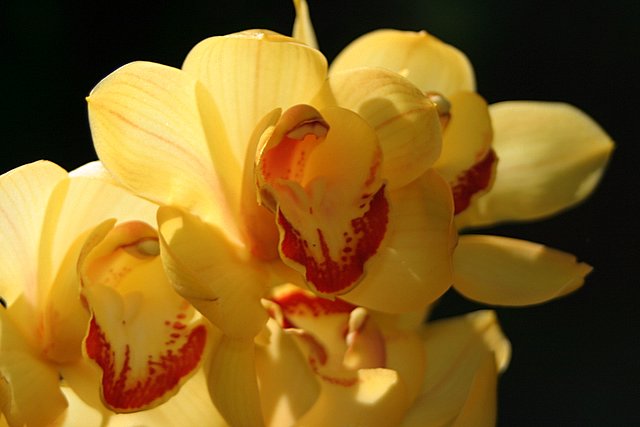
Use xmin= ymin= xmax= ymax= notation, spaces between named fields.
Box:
xmin=255 ymin=317 xmax=318 ymax=427
xmin=207 ymin=336 xmax=264 ymax=427
xmin=341 ymin=169 xmax=455 ymax=313
xmin=315 ymin=67 xmax=442 ymax=189
xmin=87 ymin=61 xmax=239 ymax=236
xmin=0 ymin=161 xmax=67 ymax=308
xmin=182 ymin=31 xmax=327 ymax=169
xmin=454 ymin=235 xmax=592 ymax=306
xmin=296 ymin=368 xmax=409 ymax=427
xmin=331 ymin=29 xmax=475 ymax=96
xmin=401 ymin=311 xmax=509 ymax=427
xmin=158 ymin=206 xmax=269 ymax=339
xmin=292 ymin=0 xmax=318 ymax=49
xmin=0 ymin=309 xmax=68 ymax=427
xmin=457 ymin=101 xmax=614 ymax=228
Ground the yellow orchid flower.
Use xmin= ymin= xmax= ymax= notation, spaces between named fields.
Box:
xmin=0 ymin=161 xmax=209 ymax=426
xmin=255 ymin=284 xmax=510 ymax=426
xmin=319 ymin=13 xmax=614 ymax=307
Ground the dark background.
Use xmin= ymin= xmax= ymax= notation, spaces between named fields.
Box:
xmin=2 ymin=0 xmax=637 ymax=425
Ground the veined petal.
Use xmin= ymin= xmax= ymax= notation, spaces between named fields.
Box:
xmin=87 ymin=61 xmax=240 ymax=237
xmin=257 ymin=105 xmax=387 ymax=296
xmin=457 ymin=101 xmax=614 ymax=228
xmin=315 ymin=67 xmax=442 ymax=189
xmin=158 ymin=206 xmax=269 ymax=339
xmin=0 ymin=161 xmax=67 ymax=308
xmin=207 ymin=336 xmax=264 ymax=427
xmin=454 ymin=234 xmax=592 ymax=306
xmin=182 ymin=30 xmax=327 ymax=169
xmin=0 ymin=309 xmax=68 ymax=427
xmin=80 ymin=221 xmax=207 ymax=412
xmin=432 ymin=92 xmax=496 ymax=215
xmin=331 ymin=29 xmax=475 ymax=96
xmin=401 ymin=311 xmax=510 ymax=427
xmin=292 ymin=0 xmax=318 ymax=49
xmin=341 ymin=169 xmax=455 ymax=313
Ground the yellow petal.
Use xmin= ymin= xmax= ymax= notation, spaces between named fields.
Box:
xmin=0 ymin=309 xmax=68 ymax=427
xmin=315 ymin=67 xmax=442 ymax=189
xmin=182 ymin=30 xmax=327 ymax=169
xmin=0 ymin=161 xmax=67 ymax=308
xmin=341 ymin=169 xmax=455 ymax=313
xmin=158 ymin=206 xmax=268 ymax=338
xmin=457 ymin=101 xmax=614 ymax=228
xmin=401 ymin=311 xmax=510 ymax=427
xmin=292 ymin=0 xmax=318 ymax=49
xmin=257 ymin=105 xmax=387 ymax=296
xmin=331 ymin=29 xmax=475 ymax=96
xmin=296 ymin=368 xmax=409 ymax=427
xmin=80 ymin=221 xmax=207 ymax=412
xmin=454 ymin=234 xmax=592 ymax=306
xmin=87 ymin=61 xmax=239 ymax=236
xmin=207 ymin=336 xmax=264 ymax=427
xmin=255 ymin=316 xmax=318 ymax=427
xmin=432 ymin=91 xmax=496 ymax=215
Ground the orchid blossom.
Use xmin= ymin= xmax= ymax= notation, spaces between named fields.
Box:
xmin=321 ymin=13 xmax=614 ymax=306
xmin=86 ymin=15 xmax=461 ymax=425
xmin=255 ymin=285 xmax=510 ymax=426
xmin=0 ymin=161 xmax=209 ymax=426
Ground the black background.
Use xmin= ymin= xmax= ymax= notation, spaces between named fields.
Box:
xmin=2 ymin=1 xmax=638 ymax=425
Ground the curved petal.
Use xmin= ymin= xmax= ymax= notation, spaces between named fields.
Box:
xmin=315 ymin=67 xmax=442 ymax=189
xmin=292 ymin=0 xmax=318 ymax=49
xmin=79 ymin=221 xmax=207 ymax=412
xmin=331 ymin=29 xmax=475 ymax=96
xmin=1 ymin=309 xmax=68 ymax=427
xmin=158 ymin=206 xmax=269 ymax=339
xmin=256 ymin=105 xmax=387 ymax=296
xmin=182 ymin=30 xmax=327 ymax=169
xmin=457 ymin=101 xmax=614 ymax=228
xmin=341 ymin=169 xmax=455 ymax=313
xmin=0 ymin=161 xmax=67 ymax=308
xmin=207 ymin=336 xmax=264 ymax=427
xmin=87 ymin=61 xmax=239 ymax=237
xmin=432 ymin=91 xmax=496 ymax=215
xmin=401 ymin=311 xmax=510 ymax=427
xmin=454 ymin=235 xmax=592 ymax=306
xmin=255 ymin=315 xmax=318 ymax=427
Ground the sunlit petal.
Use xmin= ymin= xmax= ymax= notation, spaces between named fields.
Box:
xmin=0 ymin=309 xmax=68 ymax=427
xmin=80 ymin=221 xmax=207 ymax=412
xmin=87 ymin=61 xmax=239 ymax=235
xmin=331 ymin=29 xmax=475 ymax=96
xmin=158 ymin=206 xmax=269 ymax=339
xmin=454 ymin=235 xmax=592 ymax=306
xmin=315 ymin=67 xmax=442 ymax=189
xmin=257 ymin=105 xmax=387 ymax=296
xmin=401 ymin=311 xmax=509 ymax=426
xmin=0 ymin=161 xmax=67 ymax=308
xmin=292 ymin=0 xmax=318 ymax=49
xmin=182 ymin=31 xmax=327 ymax=169
xmin=457 ymin=101 xmax=614 ymax=228
xmin=341 ymin=169 xmax=455 ymax=313
xmin=207 ymin=336 xmax=264 ymax=427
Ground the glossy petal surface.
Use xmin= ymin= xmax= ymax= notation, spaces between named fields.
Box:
xmin=457 ymin=101 xmax=614 ymax=227
xmin=454 ymin=235 xmax=592 ymax=306
xmin=331 ymin=29 xmax=475 ymax=96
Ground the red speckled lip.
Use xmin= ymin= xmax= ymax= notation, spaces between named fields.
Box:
xmin=85 ymin=316 xmax=207 ymax=412
xmin=452 ymin=149 xmax=497 ymax=215
xmin=278 ymin=185 xmax=389 ymax=295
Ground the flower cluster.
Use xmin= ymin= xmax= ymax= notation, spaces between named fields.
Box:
xmin=0 ymin=1 xmax=613 ymax=426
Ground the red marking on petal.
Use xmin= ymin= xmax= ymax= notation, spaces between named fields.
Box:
xmin=85 ymin=316 xmax=207 ymax=412
xmin=273 ymin=290 xmax=356 ymax=328
xmin=452 ymin=149 xmax=497 ymax=215
xmin=278 ymin=186 xmax=389 ymax=294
